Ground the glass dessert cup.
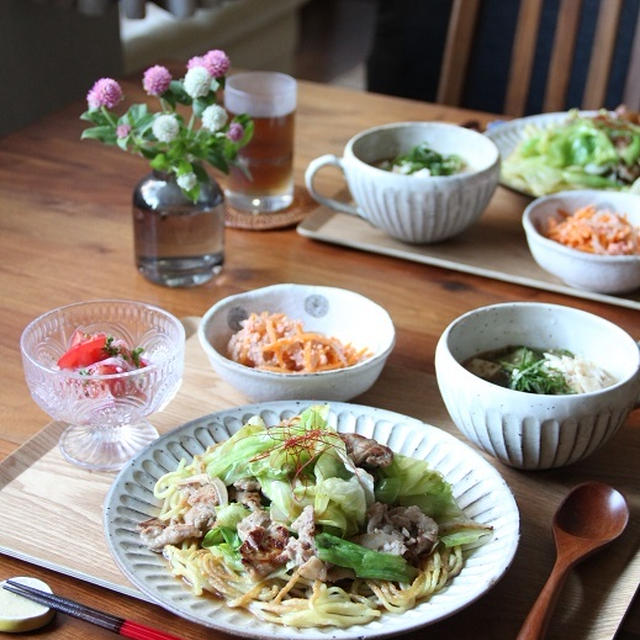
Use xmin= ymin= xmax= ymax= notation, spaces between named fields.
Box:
xmin=20 ymin=300 xmax=185 ymax=472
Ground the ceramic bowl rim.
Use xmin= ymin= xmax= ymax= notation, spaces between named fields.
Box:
xmin=343 ymin=121 xmax=501 ymax=180
xmin=19 ymin=298 xmax=186 ymax=378
xmin=522 ymin=190 xmax=640 ymax=264
xmin=437 ymin=301 xmax=640 ymax=399
xmin=198 ymin=284 xmax=396 ymax=380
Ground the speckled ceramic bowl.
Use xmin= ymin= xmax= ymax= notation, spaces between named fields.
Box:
xmin=523 ymin=190 xmax=640 ymax=294
xmin=198 ymin=284 xmax=395 ymax=401
xmin=435 ymin=302 xmax=640 ymax=470
xmin=305 ymin=122 xmax=500 ymax=244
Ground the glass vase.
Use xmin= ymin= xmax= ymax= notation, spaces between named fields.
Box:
xmin=132 ymin=170 xmax=225 ymax=287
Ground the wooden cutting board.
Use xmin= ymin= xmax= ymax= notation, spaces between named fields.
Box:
xmin=0 ymin=319 xmax=638 ymax=640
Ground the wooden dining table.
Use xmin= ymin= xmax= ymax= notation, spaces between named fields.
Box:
xmin=0 ymin=71 xmax=638 ymax=640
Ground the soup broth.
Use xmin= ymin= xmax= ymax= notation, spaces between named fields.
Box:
xmin=463 ymin=345 xmax=616 ymax=395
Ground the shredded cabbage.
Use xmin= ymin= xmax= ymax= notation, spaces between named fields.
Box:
xmin=501 ymin=109 xmax=640 ymax=196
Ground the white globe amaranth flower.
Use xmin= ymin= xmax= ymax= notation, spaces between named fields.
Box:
xmin=183 ymin=66 xmax=212 ymax=99
xmin=152 ymin=114 xmax=179 ymax=143
xmin=177 ymin=172 xmax=197 ymax=191
xmin=201 ymin=104 xmax=228 ymax=132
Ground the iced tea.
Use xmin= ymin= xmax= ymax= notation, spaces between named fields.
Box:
xmin=224 ymin=72 xmax=297 ymax=213
xmin=227 ymin=111 xmax=294 ymax=198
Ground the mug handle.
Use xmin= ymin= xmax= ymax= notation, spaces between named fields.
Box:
xmin=304 ymin=154 xmax=361 ymax=216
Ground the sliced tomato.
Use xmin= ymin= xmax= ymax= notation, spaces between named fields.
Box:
xmin=68 ymin=329 xmax=93 ymax=348
xmin=90 ymin=363 xmax=121 ymax=375
xmin=57 ymin=334 xmax=108 ymax=369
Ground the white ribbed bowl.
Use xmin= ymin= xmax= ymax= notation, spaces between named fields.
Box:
xmin=435 ymin=302 xmax=640 ymax=470
xmin=104 ymin=401 xmax=519 ymax=640
xmin=305 ymin=122 xmax=500 ymax=243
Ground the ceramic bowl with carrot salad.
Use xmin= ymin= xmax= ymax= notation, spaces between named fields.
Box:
xmin=197 ymin=284 xmax=395 ymax=402
xmin=522 ymin=190 xmax=640 ymax=294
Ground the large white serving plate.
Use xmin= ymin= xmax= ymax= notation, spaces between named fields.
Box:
xmin=104 ymin=401 xmax=520 ymax=640
xmin=486 ymin=110 xmax=599 ymax=196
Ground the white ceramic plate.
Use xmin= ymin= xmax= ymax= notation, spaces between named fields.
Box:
xmin=486 ymin=110 xmax=599 ymax=196
xmin=104 ymin=401 xmax=520 ymax=640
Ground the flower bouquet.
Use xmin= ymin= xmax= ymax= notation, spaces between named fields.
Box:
xmin=80 ymin=49 xmax=253 ymax=201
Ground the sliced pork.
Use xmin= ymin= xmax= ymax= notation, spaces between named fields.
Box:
xmin=282 ymin=506 xmax=324 ymax=572
xmin=182 ymin=483 xmax=220 ymax=529
xmin=236 ymin=509 xmax=291 ymax=577
xmin=355 ymin=502 xmax=439 ymax=562
xmin=138 ymin=477 xmax=222 ymax=551
xmin=339 ymin=433 xmax=393 ymax=468
xmin=230 ymin=478 xmax=263 ymax=511
xmin=137 ymin=517 xmax=202 ymax=552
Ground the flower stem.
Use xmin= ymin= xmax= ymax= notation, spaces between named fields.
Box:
xmin=101 ymin=106 xmax=117 ymax=127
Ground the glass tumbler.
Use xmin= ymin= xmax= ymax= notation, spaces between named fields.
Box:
xmin=224 ymin=71 xmax=297 ymax=213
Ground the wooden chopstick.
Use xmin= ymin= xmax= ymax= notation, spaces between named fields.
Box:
xmin=3 ymin=580 xmax=186 ymax=640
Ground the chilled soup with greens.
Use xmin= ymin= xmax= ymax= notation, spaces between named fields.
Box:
xmin=464 ymin=345 xmax=617 ymax=395
xmin=376 ymin=142 xmax=466 ymax=177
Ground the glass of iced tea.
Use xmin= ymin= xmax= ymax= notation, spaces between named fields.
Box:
xmin=224 ymin=71 xmax=296 ymax=213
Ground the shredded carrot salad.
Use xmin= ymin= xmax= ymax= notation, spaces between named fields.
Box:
xmin=546 ymin=205 xmax=640 ymax=255
xmin=227 ymin=311 xmax=372 ymax=373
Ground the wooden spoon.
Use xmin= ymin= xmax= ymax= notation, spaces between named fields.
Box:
xmin=516 ymin=481 xmax=629 ymax=640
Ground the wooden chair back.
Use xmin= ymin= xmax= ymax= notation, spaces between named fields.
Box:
xmin=436 ymin=0 xmax=640 ymax=116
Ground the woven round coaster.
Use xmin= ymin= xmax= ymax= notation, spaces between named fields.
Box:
xmin=225 ymin=186 xmax=315 ymax=230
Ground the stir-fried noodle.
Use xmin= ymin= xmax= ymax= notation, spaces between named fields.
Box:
xmin=139 ymin=407 xmax=490 ymax=628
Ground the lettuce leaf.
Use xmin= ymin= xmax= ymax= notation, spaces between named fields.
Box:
xmin=375 ymin=454 xmax=464 ymax=522
xmin=438 ymin=526 xmax=492 ymax=548
xmin=261 ymin=456 xmax=368 ymax=536
xmin=202 ymin=525 xmax=242 ymax=549
xmin=202 ymin=524 xmax=244 ymax=571
xmin=313 ymin=475 xmax=367 ymax=536
xmin=316 ymin=532 xmax=418 ymax=582
xmin=204 ymin=406 xmax=340 ymax=484
xmin=204 ymin=417 xmax=279 ymax=484
xmin=260 ymin=477 xmax=309 ymax=523
xmin=374 ymin=455 xmax=494 ymax=547
xmin=501 ymin=110 xmax=640 ymax=195
xmin=215 ymin=502 xmax=250 ymax=528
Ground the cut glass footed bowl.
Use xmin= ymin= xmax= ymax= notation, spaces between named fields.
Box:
xmin=20 ymin=299 xmax=185 ymax=471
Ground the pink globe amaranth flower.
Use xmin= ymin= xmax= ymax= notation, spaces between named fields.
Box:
xmin=87 ymin=78 xmax=123 ymax=109
xmin=227 ymin=122 xmax=244 ymax=142
xmin=143 ymin=65 xmax=172 ymax=96
xmin=86 ymin=87 xmax=100 ymax=110
xmin=203 ymin=49 xmax=230 ymax=78
xmin=187 ymin=55 xmax=206 ymax=71
xmin=116 ymin=123 xmax=131 ymax=138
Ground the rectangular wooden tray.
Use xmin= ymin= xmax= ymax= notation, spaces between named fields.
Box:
xmin=1 ymin=321 xmax=638 ymax=639
xmin=297 ymin=189 xmax=640 ymax=310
